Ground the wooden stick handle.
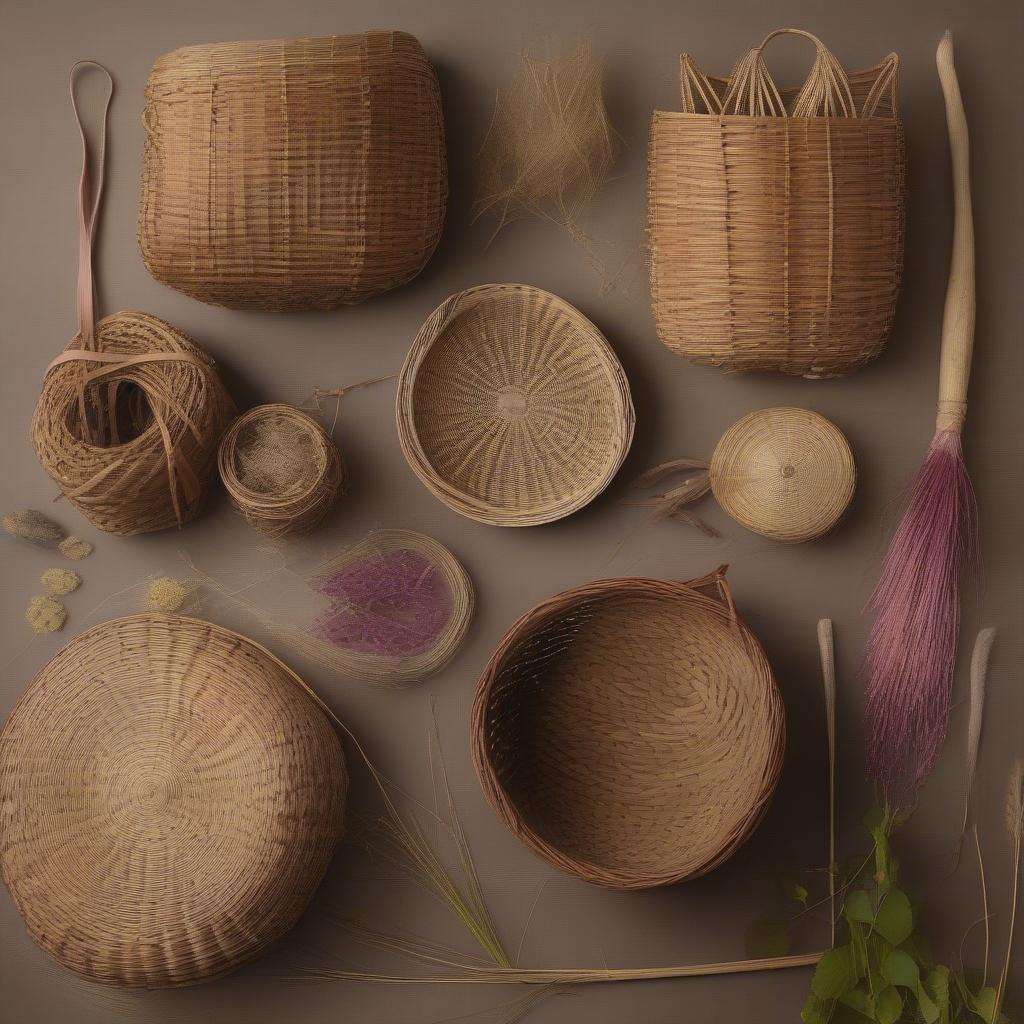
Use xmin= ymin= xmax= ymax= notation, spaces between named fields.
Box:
xmin=935 ymin=32 xmax=976 ymax=433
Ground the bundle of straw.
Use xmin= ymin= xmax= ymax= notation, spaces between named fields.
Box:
xmin=865 ymin=33 xmax=978 ymax=795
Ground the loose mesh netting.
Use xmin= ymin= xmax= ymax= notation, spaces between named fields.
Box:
xmin=474 ymin=39 xmax=620 ymax=245
xmin=196 ymin=530 xmax=475 ymax=686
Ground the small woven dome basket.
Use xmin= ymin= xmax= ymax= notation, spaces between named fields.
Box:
xmin=648 ymin=29 xmax=906 ymax=377
xmin=139 ymin=31 xmax=447 ymax=311
xmin=396 ymin=284 xmax=635 ymax=526
xmin=709 ymin=407 xmax=856 ymax=542
xmin=471 ymin=569 xmax=784 ymax=889
xmin=0 ymin=614 xmax=347 ymax=987
xmin=218 ymin=404 xmax=345 ymax=537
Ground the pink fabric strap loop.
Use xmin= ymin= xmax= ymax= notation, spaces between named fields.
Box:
xmin=69 ymin=61 xmax=114 ymax=348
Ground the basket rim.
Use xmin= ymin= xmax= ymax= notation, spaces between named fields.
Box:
xmin=470 ymin=573 xmax=785 ymax=890
xmin=396 ymin=283 xmax=636 ymax=527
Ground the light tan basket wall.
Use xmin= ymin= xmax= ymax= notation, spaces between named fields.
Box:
xmin=471 ymin=572 xmax=785 ymax=890
xmin=139 ymin=32 xmax=447 ymax=311
xmin=0 ymin=614 xmax=347 ymax=988
xmin=648 ymin=48 xmax=906 ymax=377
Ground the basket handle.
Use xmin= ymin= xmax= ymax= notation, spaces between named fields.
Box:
xmin=721 ymin=28 xmax=856 ymax=117
xmin=69 ymin=61 xmax=113 ymax=350
xmin=685 ymin=564 xmax=738 ymax=621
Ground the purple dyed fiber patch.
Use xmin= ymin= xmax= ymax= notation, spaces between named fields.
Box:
xmin=310 ymin=548 xmax=454 ymax=658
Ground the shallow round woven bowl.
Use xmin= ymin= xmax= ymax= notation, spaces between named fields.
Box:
xmin=397 ymin=284 xmax=635 ymax=526
xmin=0 ymin=614 xmax=347 ymax=987
xmin=218 ymin=403 xmax=345 ymax=537
xmin=471 ymin=570 xmax=784 ymax=890
xmin=709 ymin=407 xmax=856 ymax=543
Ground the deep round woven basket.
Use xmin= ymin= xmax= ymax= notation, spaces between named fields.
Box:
xmin=31 ymin=311 xmax=235 ymax=535
xmin=471 ymin=569 xmax=784 ymax=889
xmin=396 ymin=284 xmax=635 ymax=526
xmin=0 ymin=614 xmax=347 ymax=987
xmin=709 ymin=407 xmax=856 ymax=542
xmin=218 ymin=404 xmax=345 ymax=537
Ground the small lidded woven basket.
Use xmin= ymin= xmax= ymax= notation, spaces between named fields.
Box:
xmin=648 ymin=29 xmax=905 ymax=377
xmin=218 ymin=404 xmax=344 ymax=537
xmin=471 ymin=569 xmax=784 ymax=889
xmin=140 ymin=31 xmax=447 ymax=311
xmin=0 ymin=614 xmax=347 ymax=987
xmin=397 ymin=284 xmax=634 ymax=526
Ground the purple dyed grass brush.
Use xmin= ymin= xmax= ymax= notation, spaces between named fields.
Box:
xmin=866 ymin=33 xmax=979 ymax=799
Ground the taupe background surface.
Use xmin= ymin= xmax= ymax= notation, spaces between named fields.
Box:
xmin=1 ymin=0 xmax=1022 ymax=1021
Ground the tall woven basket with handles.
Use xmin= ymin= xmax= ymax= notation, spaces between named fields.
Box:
xmin=140 ymin=31 xmax=447 ymax=311
xmin=648 ymin=29 xmax=906 ymax=377
xmin=471 ymin=568 xmax=784 ymax=890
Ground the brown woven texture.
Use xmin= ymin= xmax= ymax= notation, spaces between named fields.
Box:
xmin=648 ymin=29 xmax=906 ymax=377
xmin=31 ymin=311 xmax=235 ymax=535
xmin=471 ymin=569 xmax=784 ymax=889
xmin=139 ymin=31 xmax=447 ymax=311
xmin=710 ymin=407 xmax=856 ymax=542
xmin=218 ymin=404 xmax=344 ymax=537
xmin=396 ymin=284 xmax=635 ymax=526
xmin=0 ymin=613 xmax=347 ymax=987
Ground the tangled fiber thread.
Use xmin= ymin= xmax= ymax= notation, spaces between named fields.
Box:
xmin=218 ymin=405 xmax=344 ymax=537
xmin=475 ymin=39 xmax=620 ymax=243
xmin=41 ymin=568 xmax=81 ymax=595
xmin=25 ymin=596 xmax=67 ymax=634
xmin=32 ymin=311 xmax=235 ymax=536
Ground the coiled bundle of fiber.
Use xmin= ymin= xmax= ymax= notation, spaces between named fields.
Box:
xmin=0 ymin=613 xmax=347 ymax=987
xmin=31 ymin=311 xmax=235 ymax=535
xmin=218 ymin=404 xmax=344 ymax=537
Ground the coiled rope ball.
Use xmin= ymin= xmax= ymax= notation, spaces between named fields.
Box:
xmin=709 ymin=407 xmax=857 ymax=542
xmin=0 ymin=614 xmax=347 ymax=987
xmin=218 ymin=404 xmax=344 ymax=537
xmin=31 ymin=311 xmax=235 ymax=535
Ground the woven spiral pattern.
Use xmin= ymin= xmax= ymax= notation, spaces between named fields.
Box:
xmin=471 ymin=572 xmax=784 ymax=889
xmin=710 ymin=407 xmax=856 ymax=543
xmin=218 ymin=404 xmax=344 ymax=537
xmin=397 ymin=284 xmax=634 ymax=526
xmin=31 ymin=311 xmax=234 ymax=535
xmin=0 ymin=614 xmax=347 ymax=987
xmin=648 ymin=32 xmax=906 ymax=377
xmin=140 ymin=31 xmax=447 ymax=311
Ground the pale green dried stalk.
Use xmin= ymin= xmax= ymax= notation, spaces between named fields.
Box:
xmin=996 ymin=759 xmax=1023 ymax=1016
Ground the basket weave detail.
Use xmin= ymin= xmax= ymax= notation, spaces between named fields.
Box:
xmin=139 ymin=32 xmax=447 ymax=311
xmin=710 ymin=407 xmax=856 ymax=542
xmin=0 ymin=614 xmax=346 ymax=987
xmin=397 ymin=284 xmax=634 ymax=526
xmin=471 ymin=570 xmax=784 ymax=889
xmin=218 ymin=404 xmax=344 ymax=537
xmin=648 ymin=30 xmax=906 ymax=377
xmin=31 ymin=311 xmax=235 ymax=535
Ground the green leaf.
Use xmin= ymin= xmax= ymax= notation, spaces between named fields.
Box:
xmin=969 ymin=986 xmax=998 ymax=1023
xmin=924 ymin=965 xmax=950 ymax=1009
xmin=838 ymin=989 xmax=874 ymax=1016
xmin=882 ymin=948 xmax=921 ymax=989
xmin=844 ymin=889 xmax=874 ymax=924
xmin=874 ymin=887 xmax=913 ymax=945
xmin=876 ymin=985 xmax=903 ymax=1024
xmin=791 ymin=882 xmax=809 ymax=906
xmin=812 ymin=945 xmax=856 ymax=1000
xmin=918 ymin=982 xmax=940 ymax=1023
xmin=745 ymin=917 xmax=790 ymax=958
xmin=800 ymin=995 xmax=829 ymax=1024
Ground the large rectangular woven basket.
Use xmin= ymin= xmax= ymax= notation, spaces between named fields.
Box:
xmin=648 ymin=29 xmax=906 ymax=378
xmin=139 ymin=31 xmax=447 ymax=311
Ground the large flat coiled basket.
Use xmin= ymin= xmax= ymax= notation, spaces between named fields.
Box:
xmin=139 ymin=31 xmax=447 ymax=311
xmin=471 ymin=569 xmax=784 ymax=889
xmin=648 ymin=29 xmax=906 ymax=377
xmin=0 ymin=614 xmax=347 ymax=987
